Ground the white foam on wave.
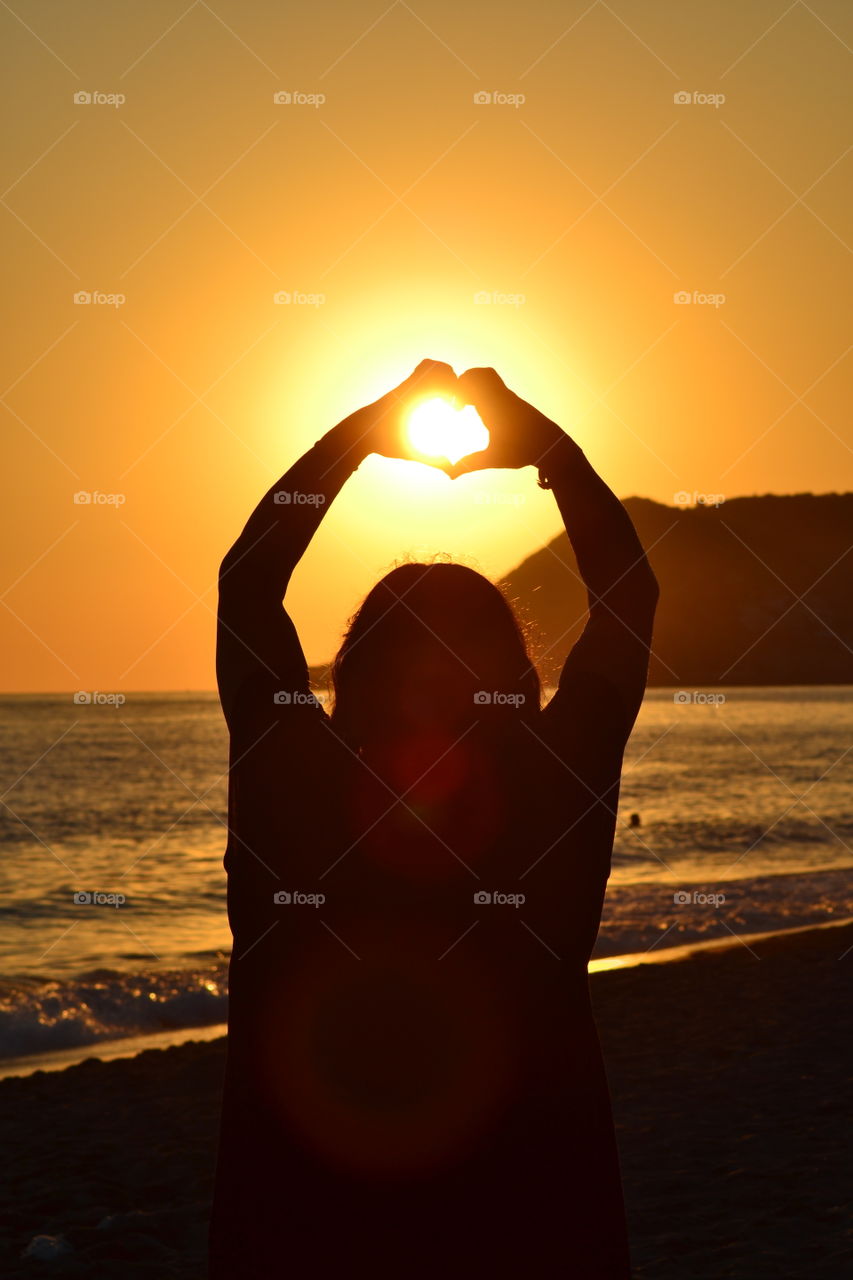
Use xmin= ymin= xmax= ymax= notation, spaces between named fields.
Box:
xmin=0 ymin=964 xmax=228 ymax=1060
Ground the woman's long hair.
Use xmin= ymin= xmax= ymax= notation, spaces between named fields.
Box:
xmin=330 ymin=560 xmax=541 ymax=750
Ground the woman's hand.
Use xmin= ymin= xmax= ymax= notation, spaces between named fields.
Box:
xmin=447 ymin=367 xmax=568 ymax=477
xmin=336 ymin=359 xmax=460 ymax=467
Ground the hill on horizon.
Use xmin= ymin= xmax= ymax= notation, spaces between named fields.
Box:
xmin=307 ymin=492 xmax=853 ymax=690
xmin=500 ymin=492 xmax=853 ymax=688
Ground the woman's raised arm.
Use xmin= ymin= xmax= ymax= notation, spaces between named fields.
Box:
xmin=216 ymin=360 xmax=457 ymax=733
xmin=451 ymin=367 xmax=659 ymax=741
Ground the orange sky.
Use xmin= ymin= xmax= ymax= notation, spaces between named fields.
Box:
xmin=3 ymin=0 xmax=852 ymax=690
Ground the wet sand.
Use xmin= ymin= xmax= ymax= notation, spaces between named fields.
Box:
xmin=1 ymin=921 xmax=850 ymax=1278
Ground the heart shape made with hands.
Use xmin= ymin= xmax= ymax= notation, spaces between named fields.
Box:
xmin=405 ymin=394 xmax=489 ymax=467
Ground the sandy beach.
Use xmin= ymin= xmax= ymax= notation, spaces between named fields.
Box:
xmin=1 ymin=921 xmax=850 ymax=1279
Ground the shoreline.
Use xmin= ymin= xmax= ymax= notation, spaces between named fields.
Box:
xmin=0 ymin=1022 xmax=229 ymax=1083
xmin=0 ymin=919 xmax=849 ymax=1277
xmin=2 ymin=916 xmax=850 ymax=1082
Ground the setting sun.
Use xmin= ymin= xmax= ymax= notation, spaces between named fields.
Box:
xmin=406 ymin=396 xmax=489 ymax=465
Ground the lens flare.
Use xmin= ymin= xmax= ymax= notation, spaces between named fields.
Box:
xmin=406 ymin=396 xmax=489 ymax=465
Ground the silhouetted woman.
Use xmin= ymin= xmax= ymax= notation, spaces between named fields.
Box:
xmin=210 ymin=361 xmax=658 ymax=1278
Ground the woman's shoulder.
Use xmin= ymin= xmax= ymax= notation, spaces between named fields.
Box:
xmin=538 ymin=671 xmax=633 ymax=763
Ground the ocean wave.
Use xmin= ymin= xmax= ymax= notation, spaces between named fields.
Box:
xmin=2 ymin=865 xmax=852 ymax=1057
xmin=596 ymin=868 xmax=853 ymax=956
xmin=0 ymin=965 xmax=228 ymax=1060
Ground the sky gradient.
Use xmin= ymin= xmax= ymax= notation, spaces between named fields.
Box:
xmin=3 ymin=0 xmax=852 ymax=690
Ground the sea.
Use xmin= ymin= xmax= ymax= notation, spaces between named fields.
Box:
xmin=1 ymin=688 xmax=851 ymax=1071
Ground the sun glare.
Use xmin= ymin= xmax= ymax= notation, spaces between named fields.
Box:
xmin=406 ymin=396 xmax=489 ymax=465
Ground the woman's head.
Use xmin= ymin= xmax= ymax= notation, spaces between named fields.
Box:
xmin=331 ymin=561 xmax=540 ymax=749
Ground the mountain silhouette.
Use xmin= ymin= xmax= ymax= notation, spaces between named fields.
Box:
xmin=307 ymin=494 xmax=852 ymax=690
xmin=501 ymin=493 xmax=853 ymax=687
